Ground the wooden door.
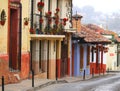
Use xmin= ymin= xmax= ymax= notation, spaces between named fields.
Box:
xmin=61 ymin=42 xmax=68 ymax=77
xmin=9 ymin=8 xmax=19 ymax=70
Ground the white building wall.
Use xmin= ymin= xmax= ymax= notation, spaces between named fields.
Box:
xmin=106 ymin=44 xmax=117 ymax=70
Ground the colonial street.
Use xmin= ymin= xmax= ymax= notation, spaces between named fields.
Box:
xmin=37 ymin=73 xmax=120 ymax=91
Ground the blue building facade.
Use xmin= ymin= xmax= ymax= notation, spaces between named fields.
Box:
xmin=72 ymin=41 xmax=90 ymax=77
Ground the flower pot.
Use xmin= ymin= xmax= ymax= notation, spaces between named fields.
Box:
xmin=0 ymin=20 xmax=5 ymax=26
xmin=24 ymin=21 xmax=28 ymax=25
xmin=29 ymin=28 xmax=35 ymax=34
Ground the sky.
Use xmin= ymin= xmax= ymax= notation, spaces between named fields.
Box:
xmin=73 ymin=0 xmax=120 ymax=13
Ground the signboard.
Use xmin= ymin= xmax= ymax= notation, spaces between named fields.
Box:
xmin=110 ymin=53 xmax=114 ymax=56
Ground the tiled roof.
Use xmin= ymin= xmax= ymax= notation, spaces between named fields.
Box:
xmin=73 ymin=25 xmax=111 ymax=43
xmin=85 ymin=24 xmax=117 ymax=35
xmin=85 ymin=24 xmax=120 ymax=42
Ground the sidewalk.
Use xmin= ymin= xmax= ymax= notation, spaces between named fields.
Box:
xmin=0 ymin=73 xmax=114 ymax=91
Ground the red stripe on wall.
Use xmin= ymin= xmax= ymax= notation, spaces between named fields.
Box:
xmin=90 ymin=63 xmax=106 ymax=74
xmin=67 ymin=58 xmax=70 ymax=76
xmin=20 ymin=53 xmax=30 ymax=79
xmin=0 ymin=54 xmax=9 ymax=62
xmin=56 ymin=59 xmax=61 ymax=78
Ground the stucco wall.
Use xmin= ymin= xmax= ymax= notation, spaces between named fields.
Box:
xmin=106 ymin=44 xmax=117 ymax=70
xmin=0 ymin=0 xmax=8 ymax=54
xmin=21 ymin=0 xmax=30 ymax=52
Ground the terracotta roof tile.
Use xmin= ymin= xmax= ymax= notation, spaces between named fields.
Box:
xmin=73 ymin=25 xmax=111 ymax=43
xmin=85 ymin=24 xmax=120 ymax=42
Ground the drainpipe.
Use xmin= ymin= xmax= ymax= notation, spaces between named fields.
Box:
xmin=70 ymin=0 xmax=73 ymax=28
xmin=18 ymin=2 xmax=22 ymax=71
xmin=30 ymin=0 xmax=34 ymax=71
xmin=31 ymin=0 xmax=34 ymax=29
xmin=56 ymin=0 xmax=58 ymax=80
xmin=47 ymin=0 xmax=50 ymax=79
xmin=39 ymin=0 xmax=42 ymax=34
xmin=57 ymin=0 xmax=58 ymax=8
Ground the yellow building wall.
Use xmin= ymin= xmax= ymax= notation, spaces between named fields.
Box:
xmin=0 ymin=0 xmax=30 ymax=54
xmin=0 ymin=0 xmax=8 ymax=54
xmin=21 ymin=0 xmax=30 ymax=52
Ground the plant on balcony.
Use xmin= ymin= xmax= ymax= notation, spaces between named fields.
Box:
xmin=29 ymin=28 xmax=35 ymax=34
xmin=44 ymin=11 xmax=52 ymax=34
xmin=57 ymin=22 xmax=64 ymax=34
xmin=24 ymin=17 xmax=29 ymax=26
xmin=56 ymin=8 xmax=60 ymax=13
xmin=37 ymin=1 xmax=44 ymax=12
xmin=52 ymin=9 xmax=60 ymax=34
xmin=62 ymin=18 xmax=68 ymax=26
xmin=39 ymin=18 xmax=43 ymax=23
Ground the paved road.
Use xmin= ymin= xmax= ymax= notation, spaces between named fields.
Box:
xmin=37 ymin=73 xmax=120 ymax=91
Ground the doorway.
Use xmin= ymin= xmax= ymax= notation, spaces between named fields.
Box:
xmin=61 ymin=41 xmax=68 ymax=77
xmin=9 ymin=8 xmax=20 ymax=71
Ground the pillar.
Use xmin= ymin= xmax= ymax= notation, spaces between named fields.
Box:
xmin=49 ymin=40 xmax=56 ymax=79
xmin=32 ymin=40 xmax=40 ymax=74
xmin=41 ymin=40 xmax=48 ymax=73
xmin=67 ymin=34 xmax=71 ymax=76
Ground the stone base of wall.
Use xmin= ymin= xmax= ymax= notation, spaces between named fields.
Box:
xmin=0 ymin=53 xmax=30 ymax=85
xmin=0 ymin=57 xmax=19 ymax=85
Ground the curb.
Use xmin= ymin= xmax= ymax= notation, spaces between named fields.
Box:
xmin=26 ymin=80 xmax=68 ymax=91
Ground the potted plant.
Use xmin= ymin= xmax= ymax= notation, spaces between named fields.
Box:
xmin=63 ymin=18 xmax=68 ymax=26
xmin=29 ymin=28 xmax=35 ymax=34
xmin=37 ymin=1 xmax=44 ymax=12
xmin=39 ymin=18 xmax=43 ymax=23
xmin=24 ymin=17 xmax=29 ymax=26
xmin=0 ymin=9 xmax=6 ymax=26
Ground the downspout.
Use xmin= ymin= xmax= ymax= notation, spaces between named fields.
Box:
xmin=31 ymin=0 xmax=34 ymax=29
xmin=47 ymin=0 xmax=50 ymax=79
xmin=56 ymin=0 xmax=58 ymax=80
xmin=39 ymin=0 xmax=42 ymax=33
xmin=70 ymin=0 xmax=73 ymax=28
xmin=30 ymin=0 xmax=34 ymax=71
xmin=18 ymin=2 xmax=22 ymax=71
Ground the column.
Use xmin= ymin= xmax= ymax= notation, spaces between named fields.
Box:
xmin=41 ymin=40 xmax=48 ymax=73
xmin=67 ymin=34 xmax=71 ymax=76
xmin=32 ymin=40 xmax=40 ymax=74
xmin=49 ymin=40 xmax=56 ymax=79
